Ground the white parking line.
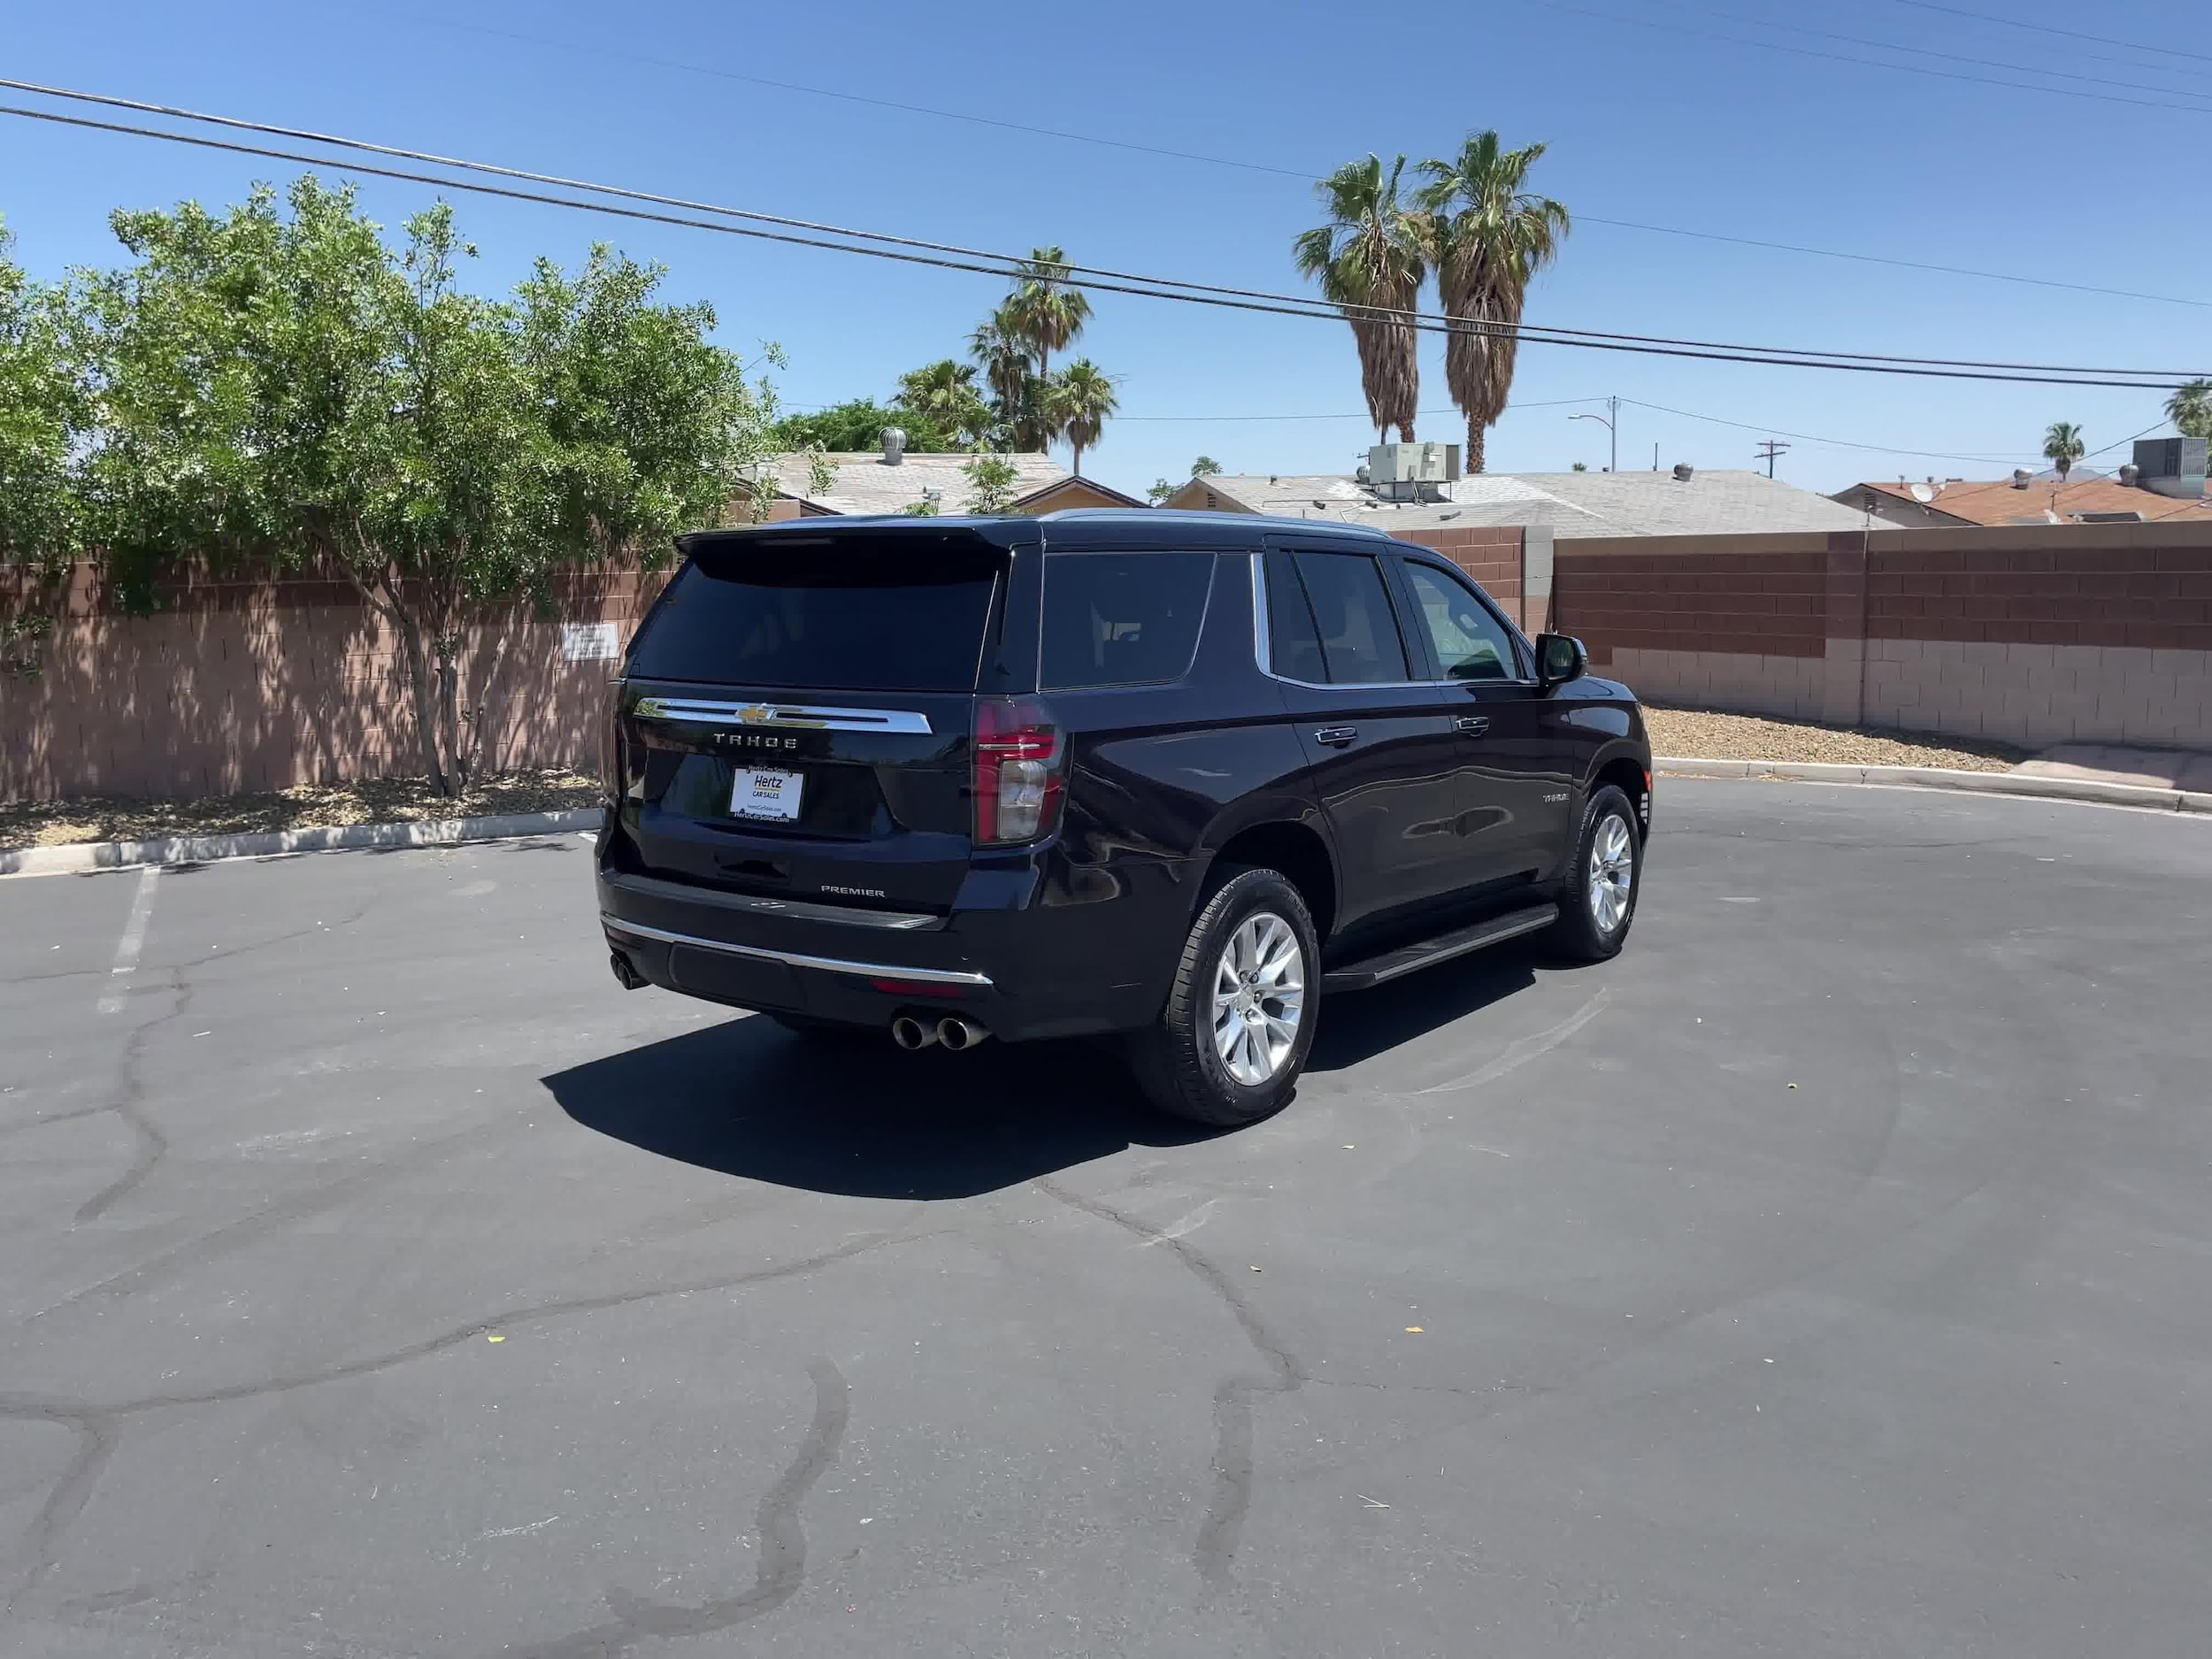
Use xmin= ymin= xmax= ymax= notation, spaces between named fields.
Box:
xmin=96 ymin=865 xmax=160 ymax=1015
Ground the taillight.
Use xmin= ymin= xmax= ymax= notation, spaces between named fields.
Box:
xmin=601 ymin=680 xmax=625 ymax=802
xmin=972 ymin=695 xmax=1065 ymax=846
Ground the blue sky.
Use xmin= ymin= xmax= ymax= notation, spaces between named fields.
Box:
xmin=4 ymin=0 xmax=2205 ymax=498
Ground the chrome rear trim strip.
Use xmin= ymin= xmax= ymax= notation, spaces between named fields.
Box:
xmin=601 ymin=871 xmax=940 ymax=932
xmin=601 ymin=915 xmax=992 ymax=987
xmin=632 ymin=697 xmax=933 ymax=733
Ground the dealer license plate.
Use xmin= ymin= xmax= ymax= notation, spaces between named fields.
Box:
xmin=730 ymin=767 xmax=803 ymax=822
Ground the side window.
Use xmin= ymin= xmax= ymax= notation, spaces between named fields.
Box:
xmin=1041 ymin=552 xmax=1215 ymax=688
xmin=1287 ymin=550 xmax=1412 ymax=684
xmin=1399 ymin=562 xmax=1522 ymax=682
xmin=1263 ymin=549 xmax=1326 ymax=682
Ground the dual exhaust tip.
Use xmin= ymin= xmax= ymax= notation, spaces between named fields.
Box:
xmin=891 ymin=1014 xmax=988 ymax=1052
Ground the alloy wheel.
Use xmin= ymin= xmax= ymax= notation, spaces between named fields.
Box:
xmin=1587 ymin=812 xmax=1635 ymax=933
xmin=1210 ymin=910 xmax=1305 ymax=1087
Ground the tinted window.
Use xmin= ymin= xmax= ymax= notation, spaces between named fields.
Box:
xmin=1400 ymin=562 xmax=1521 ymax=681
xmin=1290 ymin=550 xmax=1411 ymax=684
xmin=1041 ymin=552 xmax=1215 ymax=689
xmin=1263 ymin=549 xmax=1326 ymax=682
xmin=628 ymin=539 xmax=997 ymax=690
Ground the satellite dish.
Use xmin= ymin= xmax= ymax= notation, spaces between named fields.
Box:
xmin=1909 ymin=482 xmax=1936 ymax=503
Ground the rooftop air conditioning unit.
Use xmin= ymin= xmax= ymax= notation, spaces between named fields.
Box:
xmin=1367 ymin=442 xmax=1462 ymax=485
xmin=2132 ymin=436 xmax=2207 ymax=499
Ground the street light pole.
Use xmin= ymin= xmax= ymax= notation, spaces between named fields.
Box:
xmin=1571 ymin=395 xmax=1619 ymax=472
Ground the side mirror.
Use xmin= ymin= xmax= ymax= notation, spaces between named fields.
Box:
xmin=1535 ymin=633 xmax=1588 ymax=687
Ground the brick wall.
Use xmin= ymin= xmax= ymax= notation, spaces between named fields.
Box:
xmin=1553 ymin=521 xmax=2212 ymax=749
xmin=2 ymin=561 xmax=664 ymax=802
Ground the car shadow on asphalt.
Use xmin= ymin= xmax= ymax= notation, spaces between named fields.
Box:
xmin=547 ymin=941 xmax=1564 ymax=1199
xmin=1303 ymin=942 xmax=1544 ymax=1075
xmin=543 ymin=1014 xmax=1217 ymax=1200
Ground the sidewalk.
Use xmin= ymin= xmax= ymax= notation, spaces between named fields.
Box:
xmin=2014 ymin=744 xmax=2212 ymax=793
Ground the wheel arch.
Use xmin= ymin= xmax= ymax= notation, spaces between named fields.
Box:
xmin=1586 ymin=742 xmax=1653 ymax=838
xmin=1191 ymin=805 xmax=1340 ymax=944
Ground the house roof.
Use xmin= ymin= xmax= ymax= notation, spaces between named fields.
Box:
xmin=1178 ymin=469 xmax=1870 ymax=538
xmin=770 ymin=450 xmax=1100 ymax=516
xmin=1844 ymin=476 xmax=2212 ymax=527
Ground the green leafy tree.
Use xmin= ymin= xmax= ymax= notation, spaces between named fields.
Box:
xmin=0 ymin=218 xmax=89 ymax=590
xmin=962 ymin=454 xmax=1021 ymax=514
xmin=2167 ymin=380 xmax=2212 ymax=441
xmin=1148 ymin=455 xmax=1224 ymax=503
xmin=768 ymin=397 xmax=956 ymax=455
xmin=81 ymin=177 xmax=767 ymax=795
xmin=1417 ymin=131 xmax=1569 ymax=474
xmin=2043 ymin=420 xmax=2085 ymax=481
xmin=1047 ymin=359 xmax=1118 ymax=477
xmin=894 ymin=357 xmax=992 ymax=448
xmin=1295 ymin=155 xmax=1428 ymax=442
xmin=1 ymin=218 xmax=91 ymax=675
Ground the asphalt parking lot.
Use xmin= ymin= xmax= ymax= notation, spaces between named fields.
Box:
xmin=4 ymin=779 xmax=2210 ymax=1658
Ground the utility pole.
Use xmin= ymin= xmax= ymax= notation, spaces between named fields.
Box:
xmin=1755 ymin=439 xmax=1790 ymax=479
xmin=1570 ymin=395 xmax=1619 ymax=472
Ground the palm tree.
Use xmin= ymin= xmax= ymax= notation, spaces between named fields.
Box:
xmin=1294 ymin=155 xmax=1427 ymax=442
xmin=1008 ymin=246 xmax=1092 ymax=386
xmin=2167 ymin=379 xmax=2212 ymax=441
xmin=894 ymin=358 xmax=991 ymax=448
xmin=1048 ymin=360 xmax=1118 ymax=476
xmin=2043 ymin=421 xmax=2085 ymax=482
xmin=1417 ymin=131 xmax=1570 ymax=474
xmin=968 ymin=306 xmax=1049 ymax=451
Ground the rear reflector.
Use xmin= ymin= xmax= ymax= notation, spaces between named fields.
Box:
xmin=868 ymin=978 xmax=967 ymax=1000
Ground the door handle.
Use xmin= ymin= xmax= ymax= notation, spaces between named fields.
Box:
xmin=1313 ymin=725 xmax=1358 ymax=748
xmin=1454 ymin=715 xmax=1491 ymax=736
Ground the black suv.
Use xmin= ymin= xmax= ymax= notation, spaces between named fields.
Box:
xmin=596 ymin=510 xmax=1650 ymax=1125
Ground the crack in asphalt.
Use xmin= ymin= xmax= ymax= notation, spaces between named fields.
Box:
xmin=1033 ymin=1177 xmax=1302 ymax=1589
xmin=0 ymin=1217 xmax=920 ymax=1617
xmin=501 ymin=1358 xmax=849 ymax=1658
xmin=73 ymin=973 xmax=189 ymax=1224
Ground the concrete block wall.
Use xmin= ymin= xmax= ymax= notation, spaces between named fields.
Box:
xmin=2 ymin=561 xmax=664 ymax=802
xmin=1555 ymin=522 xmax=2212 ymax=750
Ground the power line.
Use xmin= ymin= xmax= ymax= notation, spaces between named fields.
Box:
xmin=1620 ymin=398 xmax=2033 ymax=464
xmin=1876 ymin=0 xmax=2212 ymax=68
xmin=1571 ymin=216 xmax=2211 ymax=311
xmin=1117 ymin=398 xmax=1609 ymax=422
xmin=358 ymin=8 xmax=2212 ymax=311
xmin=1669 ymin=2 xmax=2212 ymax=107
xmin=4 ymin=81 xmax=2205 ymax=390
xmin=1533 ymin=0 xmax=2212 ymax=117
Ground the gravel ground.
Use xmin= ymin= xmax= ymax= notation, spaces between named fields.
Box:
xmin=0 ymin=767 xmax=601 ymax=849
xmin=1643 ymin=705 xmax=2025 ymax=771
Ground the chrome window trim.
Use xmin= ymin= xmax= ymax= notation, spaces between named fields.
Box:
xmin=631 ymin=697 xmax=933 ymax=733
xmin=1249 ymin=550 xmax=1538 ymax=693
xmin=602 ymin=916 xmax=992 ymax=986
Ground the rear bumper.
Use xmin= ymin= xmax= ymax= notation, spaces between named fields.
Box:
xmin=596 ymin=864 xmax=1169 ymax=1041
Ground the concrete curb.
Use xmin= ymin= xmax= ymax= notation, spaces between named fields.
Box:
xmin=0 ymin=808 xmax=605 ymax=878
xmin=1658 ymin=757 xmax=2212 ymax=817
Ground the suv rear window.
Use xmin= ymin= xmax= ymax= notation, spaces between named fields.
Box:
xmin=1041 ymin=552 xmax=1215 ymax=689
xmin=629 ymin=537 xmax=1000 ymax=690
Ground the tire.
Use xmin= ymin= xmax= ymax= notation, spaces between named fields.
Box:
xmin=1548 ymin=784 xmax=1641 ymax=963
xmin=1127 ymin=865 xmax=1319 ymax=1128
